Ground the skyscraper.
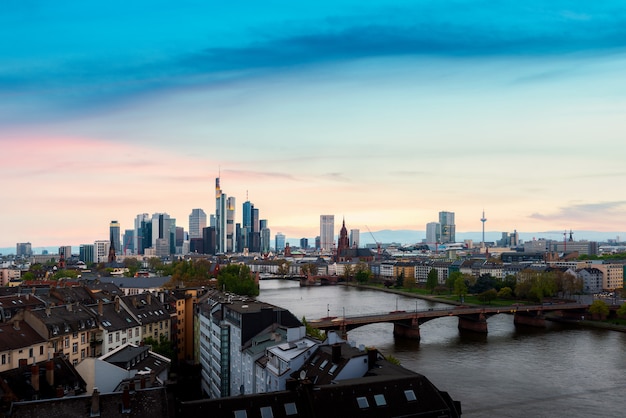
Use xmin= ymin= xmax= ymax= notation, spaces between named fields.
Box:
xmin=134 ymin=213 xmax=151 ymax=255
xmin=16 ymin=242 xmax=32 ymax=258
xmin=151 ymin=213 xmax=175 ymax=256
xmin=275 ymin=232 xmax=286 ymax=253
xmin=189 ymin=208 xmax=207 ymax=239
xmin=79 ymin=244 xmax=94 ymax=264
xmin=438 ymin=211 xmax=455 ymax=243
xmin=123 ymin=229 xmax=135 ymax=254
xmin=226 ymin=196 xmax=236 ymax=253
xmin=109 ymin=220 xmax=121 ymax=255
xmin=320 ymin=215 xmax=335 ymax=252
xmin=349 ymin=229 xmax=360 ymax=248
xmin=260 ymin=219 xmax=270 ymax=254
xmin=215 ymin=177 xmax=227 ymax=254
xmin=426 ymin=222 xmax=441 ymax=244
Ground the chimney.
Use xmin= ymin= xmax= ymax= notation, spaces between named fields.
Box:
xmin=31 ymin=364 xmax=40 ymax=392
xmin=331 ymin=343 xmax=342 ymax=364
xmin=66 ymin=303 xmax=72 ymax=312
xmin=122 ymin=386 xmax=131 ymax=413
xmin=98 ymin=300 xmax=103 ymax=316
xmin=146 ymin=292 xmax=152 ymax=305
xmin=115 ymin=298 xmax=120 ymax=313
xmin=13 ymin=320 xmax=20 ymax=331
xmin=46 ymin=360 xmax=54 ymax=387
xmin=45 ymin=305 xmax=51 ymax=317
xmin=90 ymin=388 xmax=100 ymax=416
xmin=32 ymin=287 xmax=36 ymax=294
xmin=367 ymin=348 xmax=378 ymax=370
xmin=56 ymin=385 xmax=64 ymax=398
xmin=129 ymin=380 xmax=136 ymax=393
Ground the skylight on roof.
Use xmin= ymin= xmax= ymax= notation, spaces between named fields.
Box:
xmin=356 ymin=397 xmax=369 ymax=409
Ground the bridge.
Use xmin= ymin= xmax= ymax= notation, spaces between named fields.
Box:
xmin=308 ymin=303 xmax=589 ymax=340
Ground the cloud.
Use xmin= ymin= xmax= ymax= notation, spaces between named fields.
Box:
xmin=529 ymin=201 xmax=626 ymax=222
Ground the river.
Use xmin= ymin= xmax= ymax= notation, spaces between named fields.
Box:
xmin=257 ymin=280 xmax=626 ymax=418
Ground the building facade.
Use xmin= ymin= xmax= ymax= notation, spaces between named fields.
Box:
xmin=320 ymin=215 xmax=335 ymax=252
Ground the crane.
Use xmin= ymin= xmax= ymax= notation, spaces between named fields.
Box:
xmin=365 ymin=225 xmax=382 ymax=260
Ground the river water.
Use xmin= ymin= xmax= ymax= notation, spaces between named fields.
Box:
xmin=258 ymin=280 xmax=626 ymax=418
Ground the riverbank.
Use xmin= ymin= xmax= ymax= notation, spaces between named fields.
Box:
xmin=343 ymin=282 xmax=626 ymax=332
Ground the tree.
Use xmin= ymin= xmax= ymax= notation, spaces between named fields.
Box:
xmin=217 ymin=264 xmax=259 ymax=296
xmin=123 ymin=258 xmax=142 ymax=277
xmin=395 ymin=271 xmax=404 ymax=288
xmin=302 ymin=316 xmax=325 ymax=340
xmin=617 ymin=302 xmax=626 ymax=318
xmin=498 ymin=286 xmax=513 ymax=299
xmin=589 ymin=299 xmax=609 ymax=319
xmin=426 ymin=268 xmax=439 ymax=294
xmin=51 ymin=269 xmax=79 ymax=280
xmin=277 ymin=260 xmax=291 ymax=276
xmin=478 ymin=289 xmax=498 ymax=304
xmin=469 ymin=274 xmax=497 ymax=294
xmin=143 ymin=335 xmax=175 ymax=360
xmin=342 ymin=264 xmax=354 ymax=282
xmin=454 ymin=276 xmax=468 ymax=302
xmin=446 ymin=272 xmax=462 ymax=295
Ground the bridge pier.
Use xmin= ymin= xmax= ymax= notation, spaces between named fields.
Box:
xmin=458 ymin=314 xmax=488 ymax=334
xmin=514 ymin=312 xmax=545 ymax=328
xmin=393 ymin=322 xmax=421 ymax=340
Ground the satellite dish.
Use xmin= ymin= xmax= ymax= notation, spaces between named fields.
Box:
xmin=299 ymin=370 xmax=306 ymax=380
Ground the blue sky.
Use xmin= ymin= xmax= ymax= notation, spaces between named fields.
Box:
xmin=2 ymin=1 xmax=626 ymax=246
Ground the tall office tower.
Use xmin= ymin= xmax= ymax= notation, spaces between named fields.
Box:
xmin=315 ymin=236 xmax=321 ymax=250
xmin=241 ymin=200 xmax=252 ymax=251
xmin=260 ymin=219 xmax=270 ymax=253
xmin=175 ymin=226 xmax=185 ymax=253
xmin=79 ymin=244 xmax=94 ymax=264
xmin=438 ymin=211 xmax=456 ymax=243
xmin=151 ymin=213 xmax=175 ymax=256
xmin=350 ymin=229 xmax=360 ymax=248
xmin=300 ymin=238 xmax=309 ymax=249
xmin=189 ymin=208 xmax=207 ymax=239
xmin=250 ymin=208 xmax=261 ymax=253
xmin=58 ymin=246 xmax=72 ymax=259
xmin=109 ymin=220 xmax=121 ymax=255
xmin=215 ymin=177 xmax=228 ymax=254
xmin=123 ymin=229 xmax=134 ymax=254
xmin=320 ymin=215 xmax=335 ymax=252
xmin=226 ymin=196 xmax=236 ymax=253
xmin=202 ymin=226 xmax=216 ymax=255
xmin=94 ymin=240 xmax=110 ymax=263
xmin=426 ymin=222 xmax=442 ymax=244
xmin=16 ymin=242 xmax=32 ymax=257
xmin=134 ymin=213 xmax=150 ymax=255
xmin=275 ymin=232 xmax=286 ymax=253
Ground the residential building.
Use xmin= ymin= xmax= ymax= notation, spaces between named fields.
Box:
xmin=24 ymin=304 xmax=100 ymax=365
xmin=0 ymin=321 xmax=48 ymax=372
xmin=577 ymin=268 xmax=604 ymax=294
xmin=117 ymin=293 xmax=172 ymax=344
xmin=88 ymin=300 xmax=142 ymax=354
xmin=94 ymin=240 xmax=110 ymax=264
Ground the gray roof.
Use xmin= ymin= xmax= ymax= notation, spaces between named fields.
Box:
xmin=98 ymin=276 xmax=171 ymax=289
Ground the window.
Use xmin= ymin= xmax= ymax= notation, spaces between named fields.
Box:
xmin=356 ymin=397 xmax=369 ymax=409
xmin=1 ymin=354 xmax=5 ymax=365
xmin=40 ymin=345 xmax=44 ymax=355
xmin=81 ymin=333 xmax=86 ymax=344
xmin=404 ymin=390 xmax=417 ymax=402
xmin=284 ymin=403 xmax=297 ymax=416
xmin=72 ymin=343 xmax=78 ymax=354
xmin=29 ymin=348 xmax=33 ymax=358
xmin=234 ymin=410 xmax=247 ymax=418
xmin=260 ymin=407 xmax=273 ymax=418
xmin=81 ymin=349 xmax=85 ymax=359
xmin=108 ymin=334 xmax=113 ymax=344
xmin=374 ymin=394 xmax=387 ymax=407
xmin=116 ymin=332 xmax=120 ymax=342
xmin=64 ymin=337 xmax=70 ymax=348
xmin=73 ymin=332 xmax=78 ymax=339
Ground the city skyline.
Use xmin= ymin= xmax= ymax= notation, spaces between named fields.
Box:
xmin=2 ymin=2 xmax=626 ymax=247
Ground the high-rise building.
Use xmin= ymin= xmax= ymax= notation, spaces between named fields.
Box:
xmin=202 ymin=227 xmax=217 ymax=255
xmin=123 ymin=229 xmax=135 ymax=255
xmin=94 ymin=240 xmax=110 ymax=263
xmin=151 ymin=213 xmax=175 ymax=256
xmin=300 ymin=238 xmax=309 ymax=249
xmin=320 ymin=215 xmax=335 ymax=252
xmin=438 ymin=211 xmax=455 ymax=243
xmin=260 ymin=219 xmax=270 ymax=254
xmin=215 ymin=177 xmax=227 ymax=254
xmin=79 ymin=244 xmax=94 ymax=264
xmin=226 ymin=196 xmax=236 ymax=253
xmin=109 ymin=220 xmax=121 ymax=255
xmin=189 ymin=209 xmax=207 ymax=239
xmin=134 ymin=213 xmax=151 ymax=255
xmin=275 ymin=232 xmax=286 ymax=253
xmin=58 ymin=246 xmax=72 ymax=259
xmin=349 ymin=229 xmax=360 ymax=248
xmin=16 ymin=242 xmax=32 ymax=258
xmin=426 ymin=222 xmax=441 ymax=244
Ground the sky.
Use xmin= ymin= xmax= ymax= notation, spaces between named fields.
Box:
xmin=2 ymin=1 xmax=626 ymax=247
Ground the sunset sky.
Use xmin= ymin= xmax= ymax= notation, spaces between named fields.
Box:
xmin=2 ymin=1 xmax=626 ymax=247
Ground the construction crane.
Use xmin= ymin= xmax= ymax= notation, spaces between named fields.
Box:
xmin=365 ymin=225 xmax=382 ymax=260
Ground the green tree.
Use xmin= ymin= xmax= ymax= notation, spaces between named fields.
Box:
xmin=589 ymin=299 xmax=610 ymax=319
xmin=277 ymin=260 xmax=291 ymax=276
xmin=21 ymin=272 xmax=35 ymax=281
xmin=301 ymin=316 xmax=325 ymax=341
xmin=395 ymin=271 xmax=405 ymax=288
xmin=51 ymin=269 xmax=79 ymax=280
xmin=355 ymin=269 xmax=371 ymax=284
xmin=426 ymin=268 xmax=439 ymax=294
xmin=217 ymin=264 xmax=259 ymax=296
xmin=454 ymin=276 xmax=468 ymax=302
xmin=123 ymin=258 xmax=142 ymax=277
xmin=617 ymin=302 xmax=626 ymax=318
xmin=342 ymin=264 xmax=354 ymax=282
xmin=478 ymin=288 xmax=498 ymax=304
xmin=143 ymin=335 xmax=175 ymax=360
xmin=497 ymin=286 xmax=513 ymax=299
xmin=446 ymin=271 xmax=462 ymax=295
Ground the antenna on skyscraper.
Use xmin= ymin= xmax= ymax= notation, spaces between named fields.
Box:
xmin=480 ymin=210 xmax=487 ymax=247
